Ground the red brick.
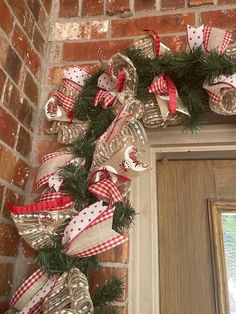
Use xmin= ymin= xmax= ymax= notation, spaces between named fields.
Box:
xmin=0 ymin=106 xmax=17 ymax=147
xmin=219 ymin=0 xmax=236 ymax=2
xmin=135 ymin=0 xmax=156 ymax=11
xmin=33 ymin=26 xmax=45 ymax=55
xmin=12 ymin=24 xmax=41 ymax=78
xmin=0 ymin=144 xmax=30 ymax=189
xmin=111 ymin=13 xmax=195 ymax=37
xmin=7 ymin=0 xmax=35 ymax=38
xmin=0 ymin=223 xmax=20 ymax=256
xmin=0 ymin=302 xmax=9 ymax=312
xmin=21 ymin=239 xmax=37 ymax=258
xmin=16 ymin=126 xmax=32 ymax=158
xmin=5 ymin=46 xmax=23 ymax=84
xmin=161 ymin=0 xmax=185 ymax=10
xmin=82 ymin=0 xmax=104 ymax=16
xmin=161 ymin=35 xmax=187 ymax=52
xmin=188 ymin=0 xmax=213 ymax=5
xmin=0 ymin=263 xmax=14 ymax=295
xmin=89 ymin=267 xmax=128 ymax=301
xmin=63 ymin=39 xmax=133 ymax=61
xmin=24 ymin=71 xmax=38 ymax=105
xmin=0 ymin=0 xmax=13 ymax=34
xmin=107 ymin=0 xmax=130 ymax=16
xmin=59 ymin=0 xmax=78 ymax=17
xmin=41 ymin=0 xmax=52 ymax=15
xmin=201 ymin=9 xmax=236 ymax=29
xmin=2 ymin=188 xmax=23 ymax=219
xmin=98 ymin=240 xmax=129 ymax=263
xmin=4 ymin=81 xmax=34 ymax=131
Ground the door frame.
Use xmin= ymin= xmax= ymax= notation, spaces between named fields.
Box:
xmin=128 ymin=124 xmax=236 ymax=314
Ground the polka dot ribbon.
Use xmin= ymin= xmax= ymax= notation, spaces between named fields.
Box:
xmin=149 ymin=73 xmax=177 ymax=114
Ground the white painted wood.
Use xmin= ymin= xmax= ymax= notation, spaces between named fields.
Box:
xmin=128 ymin=124 xmax=236 ymax=314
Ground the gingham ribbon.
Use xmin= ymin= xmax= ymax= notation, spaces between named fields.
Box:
xmin=204 ymin=73 xmax=236 ymax=103
xmin=89 ymin=179 xmax=123 ymax=204
xmin=94 ymin=90 xmax=116 ymax=108
xmin=36 ymin=150 xmax=73 ymax=191
xmin=10 ymin=269 xmax=59 ymax=314
xmin=144 ymin=29 xmax=161 ymax=57
xmin=187 ymin=24 xmax=231 ymax=53
xmin=149 ymin=73 xmax=177 ymax=114
xmin=62 ymin=200 xmax=127 ymax=258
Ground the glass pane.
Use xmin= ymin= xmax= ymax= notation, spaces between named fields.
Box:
xmin=222 ymin=213 xmax=236 ymax=314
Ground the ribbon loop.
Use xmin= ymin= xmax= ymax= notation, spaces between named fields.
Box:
xmin=149 ymin=73 xmax=177 ymax=114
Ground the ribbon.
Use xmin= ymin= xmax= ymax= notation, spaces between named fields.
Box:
xmin=149 ymin=73 xmax=177 ymax=114
xmin=10 ymin=269 xmax=59 ymax=314
xmin=144 ymin=29 xmax=161 ymax=57
xmin=94 ymin=90 xmax=116 ymax=109
xmin=62 ymin=200 xmax=127 ymax=258
xmin=203 ymin=73 xmax=236 ymax=115
xmin=9 ymin=196 xmax=73 ymax=214
xmin=9 ymin=268 xmax=93 ymax=314
xmin=187 ymin=24 xmax=232 ymax=53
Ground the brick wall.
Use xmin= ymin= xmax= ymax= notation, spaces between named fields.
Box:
xmin=40 ymin=0 xmax=236 ymax=313
xmin=2 ymin=0 xmax=236 ymax=312
xmin=0 ymin=0 xmax=52 ymax=311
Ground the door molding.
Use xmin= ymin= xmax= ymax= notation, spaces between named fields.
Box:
xmin=128 ymin=124 xmax=236 ymax=314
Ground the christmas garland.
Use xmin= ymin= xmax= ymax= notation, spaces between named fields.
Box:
xmin=6 ymin=25 xmax=236 ymax=314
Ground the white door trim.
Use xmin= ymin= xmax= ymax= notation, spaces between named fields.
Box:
xmin=128 ymin=124 xmax=236 ymax=314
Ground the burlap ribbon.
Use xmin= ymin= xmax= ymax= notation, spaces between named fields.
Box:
xmin=62 ymin=200 xmax=127 ymax=258
xmin=9 ymin=268 xmax=93 ymax=314
xmin=10 ymin=191 xmax=75 ymax=250
xmin=90 ymin=105 xmax=147 ymax=172
xmin=203 ymin=73 xmax=236 ymax=115
xmin=187 ymin=24 xmax=231 ymax=53
xmin=36 ymin=149 xmax=85 ymax=192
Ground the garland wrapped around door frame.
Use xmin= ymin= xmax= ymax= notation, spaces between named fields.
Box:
xmin=6 ymin=24 xmax=236 ymax=314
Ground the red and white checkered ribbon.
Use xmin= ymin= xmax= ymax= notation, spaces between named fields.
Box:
xmin=36 ymin=150 xmax=73 ymax=191
xmin=187 ymin=24 xmax=231 ymax=53
xmin=89 ymin=178 xmax=123 ymax=204
xmin=149 ymin=73 xmax=177 ymax=114
xmin=10 ymin=269 xmax=59 ymax=314
xmin=62 ymin=200 xmax=127 ymax=257
xmin=94 ymin=90 xmax=116 ymax=108
xmin=204 ymin=73 xmax=236 ymax=103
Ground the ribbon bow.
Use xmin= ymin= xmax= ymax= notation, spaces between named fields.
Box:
xmin=187 ymin=24 xmax=232 ymax=53
xmin=149 ymin=73 xmax=177 ymax=115
xmin=203 ymin=73 xmax=236 ymax=115
xmin=94 ymin=53 xmax=144 ymax=120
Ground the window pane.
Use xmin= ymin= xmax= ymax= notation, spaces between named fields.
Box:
xmin=222 ymin=213 xmax=236 ymax=314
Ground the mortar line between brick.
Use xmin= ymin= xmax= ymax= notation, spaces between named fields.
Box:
xmin=0 ymin=186 xmax=6 ymax=215
xmin=0 ymin=179 xmax=26 ymax=197
xmin=129 ymin=0 xmax=135 ymax=12
xmin=100 ymin=262 xmax=129 ymax=268
xmin=0 ymin=139 xmax=31 ymax=165
xmin=0 ymin=256 xmax=18 ymax=263
xmin=13 ymin=123 xmax=21 ymax=151
xmin=54 ymin=3 xmax=236 ymax=22
xmin=156 ymin=0 xmax=161 ymax=11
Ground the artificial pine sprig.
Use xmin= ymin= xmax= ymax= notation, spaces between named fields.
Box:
xmin=113 ymin=199 xmax=136 ymax=233
xmin=37 ymin=244 xmax=100 ymax=276
xmin=92 ymin=277 xmax=124 ymax=309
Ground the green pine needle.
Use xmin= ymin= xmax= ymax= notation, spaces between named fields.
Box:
xmin=37 ymin=244 xmax=100 ymax=276
xmin=92 ymin=277 xmax=124 ymax=308
xmin=113 ymin=199 xmax=136 ymax=233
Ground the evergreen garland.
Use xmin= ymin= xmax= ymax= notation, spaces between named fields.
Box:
xmin=37 ymin=45 xmax=236 ymax=313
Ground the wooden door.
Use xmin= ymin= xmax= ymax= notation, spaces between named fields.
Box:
xmin=157 ymin=160 xmax=236 ymax=314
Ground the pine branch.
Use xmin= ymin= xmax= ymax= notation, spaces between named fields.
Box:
xmin=113 ymin=199 xmax=136 ymax=233
xmin=59 ymin=163 xmax=97 ymax=211
xmin=92 ymin=277 xmax=124 ymax=309
xmin=37 ymin=244 xmax=100 ymax=277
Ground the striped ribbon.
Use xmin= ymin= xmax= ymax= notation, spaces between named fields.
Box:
xmin=144 ymin=29 xmax=161 ymax=57
xmin=149 ymin=73 xmax=177 ymax=114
